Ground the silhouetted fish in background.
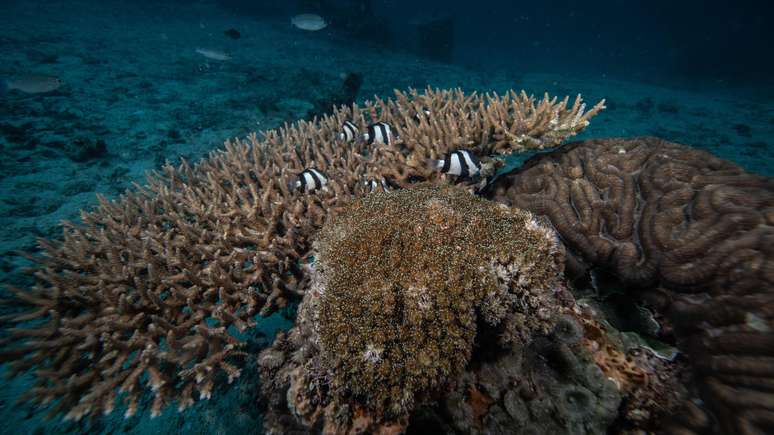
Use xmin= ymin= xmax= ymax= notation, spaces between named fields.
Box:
xmin=224 ymin=28 xmax=241 ymax=39
xmin=195 ymin=48 xmax=232 ymax=61
xmin=291 ymin=14 xmax=328 ymax=31
xmin=0 ymin=75 xmax=62 ymax=95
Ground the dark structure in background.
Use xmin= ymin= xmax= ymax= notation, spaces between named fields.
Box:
xmin=650 ymin=1 xmax=771 ymax=81
xmin=307 ymin=72 xmax=363 ymax=118
xmin=215 ymin=0 xmax=773 ymax=86
xmin=384 ymin=0 xmax=774 ymax=86
xmin=222 ymin=0 xmax=391 ymax=44
xmin=415 ymin=16 xmax=455 ymax=63
xmin=329 ymin=0 xmax=391 ymax=44
xmin=216 ymin=0 xmax=287 ymax=17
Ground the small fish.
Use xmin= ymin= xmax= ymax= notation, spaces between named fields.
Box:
xmin=224 ymin=28 xmax=241 ymax=40
xmin=195 ymin=48 xmax=231 ymax=61
xmin=362 ymin=122 xmax=398 ymax=146
xmin=289 ymin=168 xmax=328 ymax=193
xmin=429 ymin=150 xmax=481 ymax=178
xmin=291 ymin=14 xmax=328 ymax=31
xmin=1 ymin=75 xmax=62 ymax=94
xmin=336 ymin=121 xmax=359 ymax=142
xmin=413 ymin=107 xmax=431 ymax=121
xmin=364 ymin=177 xmax=392 ymax=193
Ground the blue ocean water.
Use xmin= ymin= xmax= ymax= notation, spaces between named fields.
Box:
xmin=0 ymin=1 xmax=771 ymax=433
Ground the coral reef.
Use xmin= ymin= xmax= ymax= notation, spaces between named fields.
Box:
xmin=313 ymin=184 xmax=564 ymax=416
xmin=415 ymin=16 xmax=455 ymax=62
xmin=388 ymin=88 xmax=604 ymax=183
xmin=485 ymin=136 xmax=774 ymax=435
xmin=307 ymin=72 xmax=363 ymax=119
xmin=0 ymin=87 xmax=604 ymax=421
xmin=258 ymin=184 xmax=681 ymax=434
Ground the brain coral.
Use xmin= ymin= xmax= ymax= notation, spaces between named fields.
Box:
xmin=485 ymin=136 xmax=774 ymax=435
xmin=311 ymin=184 xmax=565 ymax=416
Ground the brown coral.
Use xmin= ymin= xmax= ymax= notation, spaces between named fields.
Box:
xmin=485 ymin=136 xmax=774 ymax=435
xmin=258 ymin=184 xmax=651 ymax=434
xmin=0 ymin=87 xmax=604 ymax=420
xmin=312 ymin=184 xmax=565 ymax=416
xmin=375 ymin=88 xmax=605 ymax=185
xmin=580 ymin=316 xmax=649 ymax=392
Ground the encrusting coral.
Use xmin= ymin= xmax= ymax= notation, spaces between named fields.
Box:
xmin=485 ymin=136 xmax=774 ymax=435
xmin=0 ymin=87 xmax=604 ymax=422
xmin=258 ymin=184 xmax=644 ymax=434
xmin=312 ymin=184 xmax=565 ymax=417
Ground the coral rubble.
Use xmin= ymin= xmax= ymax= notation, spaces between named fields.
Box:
xmin=486 ymin=136 xmax=774 ymax=435
xmin=0 ymin=87 xmax=604 ymax=421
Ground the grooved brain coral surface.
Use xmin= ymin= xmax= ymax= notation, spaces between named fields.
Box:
xmin=486 ymin=137 xmax=774 ymax=435
xmin=311 ymin=184 xmax=564 ymax=416
xmin=488 ymin=136 xmax=774 ymax=293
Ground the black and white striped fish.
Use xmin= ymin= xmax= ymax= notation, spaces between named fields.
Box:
xmin=413 ymin=107 xmax=431 ymax=122
xmin=363 ymin=177 xmax=392 ymax=193
xmin=289 ymin=168 xmax=328 ymax=192
xmin=362 ymin=122 xmax=398 ymax=145
xmin=429 ymin=150 xmax=481 ymax=178
xmin=336 ymin=120 xmax=359 ymax=142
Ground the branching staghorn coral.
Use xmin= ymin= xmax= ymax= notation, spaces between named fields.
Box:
xmin=0 ymin=87 xmax=604 ymax=421
xmin=370 ymin=88 xmax=605 ymax=183
xmin=485 ymin=137 xmax=774 ymax=435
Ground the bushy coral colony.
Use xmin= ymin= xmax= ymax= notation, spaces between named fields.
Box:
xmin=313 ymin=185 xmax=565 ymax=417
xmin=0 ymin=87 xmax=771 ymax=434
xmin=258 ymin=185 xmax=632 ymax=433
